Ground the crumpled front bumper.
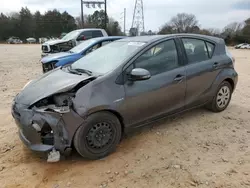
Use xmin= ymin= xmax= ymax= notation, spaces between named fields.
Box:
xmin=11 ymin=101 xmax=85 ymax=154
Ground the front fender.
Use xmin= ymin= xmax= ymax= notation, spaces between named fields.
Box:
xmin=72 ymin=77 xmax=125 ymax=119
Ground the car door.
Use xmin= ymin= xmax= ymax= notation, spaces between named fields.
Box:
xmin=179 ymin=37 xmax=219 ymax=108
xmin=121 ymin=39 xmax=187 ymax=127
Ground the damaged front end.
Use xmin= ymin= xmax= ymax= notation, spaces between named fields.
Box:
xmin=41 ymin=40 xmax=75 ymax=57
xmin=11 ymin=79 xmax=94 ymax=162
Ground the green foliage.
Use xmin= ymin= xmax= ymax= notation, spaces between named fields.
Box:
xmin=75 ymin=11 xmax=124 ymax=36
xmin=0 ymin=7 xmax=77 ymax=41
xmin=0 ymin=7 xmax=124 ymax=41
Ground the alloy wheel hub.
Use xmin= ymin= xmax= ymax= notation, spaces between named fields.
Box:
xmin=216 ymin=86 xmax=230 ymax=108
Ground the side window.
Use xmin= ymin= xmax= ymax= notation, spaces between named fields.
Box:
xmin=102 ymin=40 xmax=112 ymax=46
xmin=92 ymin=30 xmax=103 ymax=38
xmin=206 ymin=42 xmax=215 ymax=58
xmin=82 ymin=31 xmax=92 ymax=39
xmin=133 ymin=39 xmax=179 ymax=76
xmin=182 ymin=38 xmax=209 ymax=63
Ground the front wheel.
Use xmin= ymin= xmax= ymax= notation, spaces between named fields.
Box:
xmin=206 ymin=81 xmax=232 ymax=112
xmin=73 ymin=112 xmax=122 ymax=160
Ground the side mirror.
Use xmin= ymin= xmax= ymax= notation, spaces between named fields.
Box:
xmin=128 ymin=68 xmax=151 ymax=81
xmin=77 ymin=35 xmax=85 ymax=41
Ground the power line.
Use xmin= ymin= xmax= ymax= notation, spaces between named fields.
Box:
xmin=80 ymin=0 xmax=107 ymax=29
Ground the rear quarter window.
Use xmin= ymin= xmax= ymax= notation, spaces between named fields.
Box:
xmin=182 ymin=38 xmax=209 ymax=63
xmin=206 ymin=42 xmax=215 ymax=58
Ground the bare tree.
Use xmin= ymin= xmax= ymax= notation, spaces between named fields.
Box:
xmin=159 ymin=13 xmax=199 ymax=34
xmin=207 ymin=28 xmax=221 ymax=36
xmin=170 ymin=13 xmax=199 ymax=33
xmin=223 ymin=22 xmax=244 ymax=36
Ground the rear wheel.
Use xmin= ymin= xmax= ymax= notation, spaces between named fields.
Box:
xmin=206 ymin=81 xmax=232 ymax=112
xmin=74 ymin=112 xmax=122 ymax=160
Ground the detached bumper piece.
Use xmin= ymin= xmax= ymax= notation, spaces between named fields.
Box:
xmin=11 ymin=102 xmax=85 ymax=162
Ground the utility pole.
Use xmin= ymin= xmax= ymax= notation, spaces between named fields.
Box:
xmin=131 ymin=0 xmax=145 ymax=35
xmin=81 ymin=0 xmax=107 ymax=29
xmin=81 ymin=0 xmax=84 ymax=28
xmin=104 ymin=0 xmax=107 ymax=29
xmin=124 ymin=8 xmax=126 ymax=35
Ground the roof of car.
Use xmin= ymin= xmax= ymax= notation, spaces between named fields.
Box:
xmin=119 ymin=33 xmax=223 ymax=43
xmin=91 ymin=36 xmax=126 ymax=41
xmin=74 ymin=28 xmax=106 ymax=32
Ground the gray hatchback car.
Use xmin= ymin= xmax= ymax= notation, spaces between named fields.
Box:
xmin=12 ymin=34 xmax=238 ymax=161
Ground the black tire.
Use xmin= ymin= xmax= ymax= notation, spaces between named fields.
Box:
xmin=73 ymin=112 xmax=122 ymax=160
xmin=206 ymin=81 xmax=232 ymax=112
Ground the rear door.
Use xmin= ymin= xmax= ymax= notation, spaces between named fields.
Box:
xmin=121 ymin=39 xmax=187 ymax=126
xmin=179 ymin=37 xmax=219 ymax=108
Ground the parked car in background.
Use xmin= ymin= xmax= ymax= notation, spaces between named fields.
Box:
xmin=240 ymin=43 xmax=250 ymax=49
xmin=41 ymin=36 xmax=125 ymax=73
xmin=234 ymin=43 xmax=248 ymax=49
xmin=12 ymin=34 xmax=238 ymax=161
xmin=26 ymin=37 xmax=37 ymax=43
xmin=41 ymin=28 xmax=108 ymax=57
xmin=7 ymin=37 xmax=23 ymax=44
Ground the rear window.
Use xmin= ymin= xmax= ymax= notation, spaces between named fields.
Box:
xmin=82 ymin=31 xmax=93 ymax=39
xmin=92 ymin=30 xmax=103 ymax=38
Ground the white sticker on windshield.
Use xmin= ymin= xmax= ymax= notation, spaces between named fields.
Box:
xmin=128 ymin=42 xmax=146 ymax=46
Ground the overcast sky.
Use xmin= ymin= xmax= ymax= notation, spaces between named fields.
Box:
xmin=1 ymin=0 xmax=250 ymax=32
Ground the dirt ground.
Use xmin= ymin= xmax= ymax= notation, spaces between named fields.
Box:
xmin=0 ymin=44 xmax=249 ymax=188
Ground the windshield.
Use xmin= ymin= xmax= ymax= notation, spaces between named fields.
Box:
xmin=71 ymin=41 xmax=146 ymax=74
xmin=62 ymin=30 xmax=81 ymax=40
xmin=69 ymin=39 xmax=96 ymax=53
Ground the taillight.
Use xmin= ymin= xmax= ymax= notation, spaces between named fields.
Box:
xmin=225 ymin=46 xmax=235 ymax=67
xmin=232 ymin=57 xmax=235 ymax=67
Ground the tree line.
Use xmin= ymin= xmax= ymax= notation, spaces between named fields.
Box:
xmin=0 ymin=8 xmax=249 ymax=44
xmin=0 ymin=7 xmax=123 ymax=41
xmin=158 ymin=13 xmax=250 ymax=44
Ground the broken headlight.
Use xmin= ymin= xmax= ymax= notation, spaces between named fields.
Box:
xmin=32 ymin=92 xmax=75 ymax=113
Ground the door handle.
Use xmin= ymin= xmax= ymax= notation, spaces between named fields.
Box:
xmin=174 ymin=74 xmax=184 ymax=81
xmin=213 ymin=62 xmax=219 ymax=68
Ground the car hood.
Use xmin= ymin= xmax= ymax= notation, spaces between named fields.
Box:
xmin=41 ymin=52 xmax=77 ymax=63
xmin=43 ymin=39 xmax=69 ymax=46
xmin=15 ymin=68 xmax=95 ymax=106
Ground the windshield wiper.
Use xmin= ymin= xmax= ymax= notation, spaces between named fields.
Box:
xmin=66 ymin=66 xmax=81 ymax=75
xmin=68 ymin=50 xmax=74 ymax=53
xmin=72 ymin=68 xmax=92 ymax=76
xmin=67 ymin=65 xmax=92 ymax=76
